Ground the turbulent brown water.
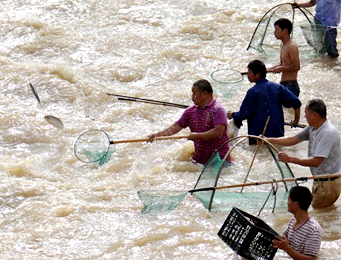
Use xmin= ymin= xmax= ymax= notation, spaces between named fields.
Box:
xmin=0 ymin=0 xmax=340 ymax=259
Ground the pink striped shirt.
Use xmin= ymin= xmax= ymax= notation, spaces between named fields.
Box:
xmin=176 ymin=98 xmax=229 ymax=165
xmin=283 ymin=217 xmax=322 ymax=257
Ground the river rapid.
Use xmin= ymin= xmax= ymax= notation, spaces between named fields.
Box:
xmin=0 ymin=0 xmax=340 ymax=259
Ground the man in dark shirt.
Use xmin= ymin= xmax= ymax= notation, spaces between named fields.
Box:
xmin=227 ymin=60 xmax=302 ymax=144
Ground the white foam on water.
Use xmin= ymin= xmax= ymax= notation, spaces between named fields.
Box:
xmin=0 ymin=0 xmax=340 ymax=259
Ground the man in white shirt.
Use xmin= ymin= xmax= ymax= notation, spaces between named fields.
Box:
xmin=266 ymin=99 xmax=341 ymax=208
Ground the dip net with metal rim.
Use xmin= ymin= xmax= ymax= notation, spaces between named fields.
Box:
xmin=74 ymin=129 xmax=115 ymax=166
xmin=209 ymin=68 xmax=246 ymax=100
xmin=247 ymin=3 xmax=327 ymax=56
xmin=138 ymin=136 xmax=297 ymax=214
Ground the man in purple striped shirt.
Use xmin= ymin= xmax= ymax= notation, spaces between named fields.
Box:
xmin=148 ymin=79 xmax=229 ymax=165
xmin=273 ymin=186 xmax=322 ymax=259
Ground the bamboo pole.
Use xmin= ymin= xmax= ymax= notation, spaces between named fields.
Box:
xmin=189 ymin=173 xmax=341 ymax=193
xmin=240 ymin=116 xmax=270 ymax=192
xmin=110 ymin=135 xmax=190 ymax=144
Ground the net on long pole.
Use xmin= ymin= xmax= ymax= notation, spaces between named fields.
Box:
xmin=137 ymin=150 xmax=228 ymax=213
xmin=193 ymin=141 xmax=296 ymax=212
xmin=210 ymin=69 xmax=245 ymax=99
xmin=247 ymin=3 xmax=327 ymax=56
xmin=137 ymin=136 xmax=297 ymax=214
xmin=74 ymin=129 xmax=115 ymax=165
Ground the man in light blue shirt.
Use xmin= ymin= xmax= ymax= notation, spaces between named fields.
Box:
xmin=266 ymin=99 xmax=341 ymax=208
xmin=295 ymin=0 xmax=341 ymax=58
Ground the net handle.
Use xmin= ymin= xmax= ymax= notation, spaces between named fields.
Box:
xmin=110 ymin=135 xmax=190 ymax=144
xmin=240 ymin=116 xmax=270 ymax=192
xmin=107 ymin=92 xmax=188 ymax=108
xmin=29 ymin=82 xmax=42 ymax=106
xmin=284 ymin=122 xmax=306 ymax=128
xmin=117 ymin=97 xmax=188 ymax=108
xmin=189 ymin=173 xmax=341 ymax=192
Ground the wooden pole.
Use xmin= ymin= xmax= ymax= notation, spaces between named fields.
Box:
xmin=189 ymin=173 xmax=341 ymax=193
xmin=240 ymin=116 xmax=270 ymax=192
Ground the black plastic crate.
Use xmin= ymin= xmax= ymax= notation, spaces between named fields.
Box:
xmin=218 ymin=207 xmax=279 ymax=260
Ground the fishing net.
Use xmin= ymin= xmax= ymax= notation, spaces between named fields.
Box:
xmin=300 ymin=22 xmax=327 ymax=53
xmin=138 ymin=136 xmax=297 ymax=213
xmin=137 ymin=136 xmax=297 ymax=214
xmin=193 ymin=143 xmax=297 ymax=212
xmin=247 ymin=3 xmax=327 ymax=56
xmin=137 ymin=190 xmax=187 ymax=214
xmin=137 ymin=149 xmax=228 ymax=214
xmin=74 ymin=129 xmax=114 ymax=165
xmin=209 ymin=69 xmax=245 ymax=99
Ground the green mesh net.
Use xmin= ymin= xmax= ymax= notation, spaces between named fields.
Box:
xmin=247 ymin=3 xmax=327 ymax=56
xmin=137 ymin=137 xmax=297 ymax=214
xmin=137 ymin=150 xmax=228 ymax=214
xmin=87 ymin=149 xmax=114 ymax=166
xmin=209 ymin=69 xmax=245 ymax=99
xmin=74 ymin=129 xmax=115 ymax=165
xmin=300 ymin=22 xmax=327 ymax=54
xmin=193 ymin=144 xmax=297 ymax=212
xmin=137 ymin=190 xmax=187 ymax=214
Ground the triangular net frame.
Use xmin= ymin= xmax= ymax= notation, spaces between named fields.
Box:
xmin=247 ymin=3 xmax=327 ymax=56
xmin=137 ymin=147 xmax=229 ymax=214
xmin=192 ymin=135 xmax=297 ymax=212
xmin=138 ymin=135 xmax=297 ymax=214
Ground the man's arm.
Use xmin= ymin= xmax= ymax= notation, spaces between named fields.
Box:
xmin=292 ymin=107 xmax=300 ymax=126
xmin=227 ymin=90 xmax=257 ymax=128
xmin=188 ymin=124 xmax=225 ymax=141
xmin=293 ymin=0 xmax=316 ymax=8
xmin=277 ymin=152 xmax=325 ymax=167
xmin=266 ymin=135 xmax=302 ymax=146
xmin=267 ymin=63 xmax=282 ymax=71
xmin=273 ymin=236 xmax=318 ymax=260
xmin=148 ymin=123 xmax=183 ymax=140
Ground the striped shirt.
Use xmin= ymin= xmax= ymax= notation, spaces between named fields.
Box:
xmin=176 ymin=98 xmax=229 ymax=165
xmin=283 ymin=217 xmax=322 ymax=257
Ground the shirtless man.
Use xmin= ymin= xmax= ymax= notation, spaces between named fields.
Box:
xmin=268 ymin=18 xmax=301 ymax=97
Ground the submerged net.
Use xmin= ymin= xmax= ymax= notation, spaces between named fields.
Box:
xmin=247 ymin=3 xmax=327 ymax=57
xmin=137 ymin=190 xmax=187 ymax=214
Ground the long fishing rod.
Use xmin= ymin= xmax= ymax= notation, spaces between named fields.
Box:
xmin=116 ymin=97 xmax=188 ymax=108
xmin=114 ymin=94 xmax=306 ymax=129
xmin=106 ymin=92 xmax=188 ymax=108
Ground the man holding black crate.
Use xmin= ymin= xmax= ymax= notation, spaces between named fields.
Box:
xmin=273 ymin=186 xmax=322 ymax=259
xmin=266 ymin=99 xmax=341 ymax=208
